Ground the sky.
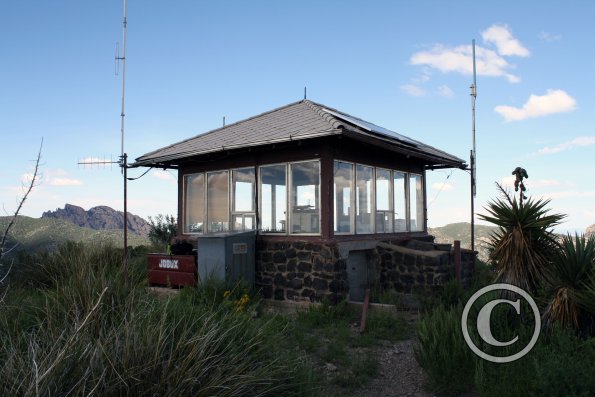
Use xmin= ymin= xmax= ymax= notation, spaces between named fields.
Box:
xmin=1 ymin=0 xmax=594 ymax=234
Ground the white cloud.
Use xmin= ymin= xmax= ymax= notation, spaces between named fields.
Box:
xmin=499 ymin=175 xmax=516 ymax=188
xmin=537 ymin=136 xmax=595 ymax=155
xmin=400 ymin=84 xmax=426 ymax=97
xmin=432 ymin=182 xmax=454 ymax=192
xmin=410 ymin=44 xmax=521 ymax=83
xmin=481 ymin=24 xmax=530 ymax=57
xmin=538 ymin=31 xmax=561 ymax=42
xmin=437 ymin=85 xmax=454 ymax=98
xmin=21 ymin=172 xmax=36 ymax=184
xmin=526 ymin=179 xmax=561 ymax=189
xmin=48 ymin=178 xmax=83 ymax=187
xmin=494 ymin=89 xmax=577 ymax=121
xmin=152 ymin=170 xmax=177 ymax=182
xmin=537 ymin=190 xmax=595 ymax=200
xmin=500 ymin=175 xmax=562 ymax=190
xmin=411 ymin=68 xmax=432 ymax=84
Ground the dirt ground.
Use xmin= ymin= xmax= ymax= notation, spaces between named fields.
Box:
xmin=331 ymin=338 xmax=433 ymax=397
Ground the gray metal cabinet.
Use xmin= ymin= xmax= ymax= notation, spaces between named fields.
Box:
xmin=196 ymin=231 xmax=256 ymax=287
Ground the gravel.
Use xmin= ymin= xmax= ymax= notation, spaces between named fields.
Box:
xmin=349 ymin=339 xmax=433 ymax=397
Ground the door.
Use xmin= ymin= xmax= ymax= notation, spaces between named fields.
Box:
xmin=347 ymin=250 xmax=368 ymax=302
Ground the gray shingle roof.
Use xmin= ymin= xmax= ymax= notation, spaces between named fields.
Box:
xmin=133 ymin=100 xmax=466 ymax=169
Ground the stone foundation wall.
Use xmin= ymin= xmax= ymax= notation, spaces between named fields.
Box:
xmin=255 ymin=237 xmax=475 ymax=303
xmin=255 ymin=240 xmax=348 ymax=303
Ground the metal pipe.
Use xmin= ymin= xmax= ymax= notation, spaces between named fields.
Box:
xmin=120 ymin=0 xmax=127 ymax=157
xmin=470 ymin=39 xmax=477 ymax=252
xmin=120 ymin=0 xmax=128 ymax=273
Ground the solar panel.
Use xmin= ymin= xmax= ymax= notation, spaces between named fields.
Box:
xmin=322 ymin=108 xmax=419 ymax=147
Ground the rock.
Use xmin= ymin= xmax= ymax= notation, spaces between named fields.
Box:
xmin=42 ymin=203 xmax=150 ymax=236
xmin=324 ymin=363 xmax=337 ymax=372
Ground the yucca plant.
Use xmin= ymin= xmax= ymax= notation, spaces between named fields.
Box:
xmin=479 ymin=183 xmax=565 ymax=293
xmin=542 ymin=234 xmax=595 ymax=332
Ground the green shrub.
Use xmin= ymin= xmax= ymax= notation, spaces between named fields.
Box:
xmin=414 ymin=304 xmax=474 ymax=396
xmin=366 ymin=312 xmax=410 ymax=341
xmin=0 ymin=243 xmax=316 ymax=396
xmin=533 ymin=327 xmax=595 ymax=397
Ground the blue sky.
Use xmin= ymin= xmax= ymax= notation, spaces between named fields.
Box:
xmin=1 ymin=0 xmax=594 ymax=234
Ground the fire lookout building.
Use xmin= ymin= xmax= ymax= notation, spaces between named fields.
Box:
xmin=134 ymin=100 xmax=472 ymax=303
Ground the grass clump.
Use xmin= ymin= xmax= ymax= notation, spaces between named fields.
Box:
xmin=414 ymin=304 xmax=475 ymax=396
xmin=0 ymin=243 xmax=316 ymax=396
xmin=278 ymin=300 xmax=411 ymax=393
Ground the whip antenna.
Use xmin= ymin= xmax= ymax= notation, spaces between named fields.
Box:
xmin=470 ymin=39 xmax=477 ymax=252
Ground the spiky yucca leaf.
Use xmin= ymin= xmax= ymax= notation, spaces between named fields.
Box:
xmin=478 ymin=185 xmax=565 ymax=293
xmin=543 ymin=234 xmax=595 ymax=330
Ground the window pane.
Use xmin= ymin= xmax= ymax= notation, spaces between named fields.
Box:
xmin=232 ymin=168 xmax=255 ymax=212
xmin=184 ymin=173 xmax=204 ymax=233
xmin=260 ymin=165 xmax=286 ymax=233
xmin=376 ymin=168 xmax=393 ymax=233
xmin=291 ymin=161 xmax=320 ymax=234
xmin=232 ymin=214 xmax=255 ymax=231
xmin=393 ymin=171 xmax=407 ymax=232
xmin=333 ymin=161 xmax=354 ymax=234
xmin=356 ymin=165 xmax=374 ymax=234
xmin=207 ymin=170 xmax=229 ymax=233
xmin=410 ymin=173 xmax=424 ymax=231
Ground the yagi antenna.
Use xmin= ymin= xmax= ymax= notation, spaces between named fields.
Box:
xmin=78 ymin=156 xmax=115 ymax=170
xmin=78 ymin=0 xmax=131 ymax=279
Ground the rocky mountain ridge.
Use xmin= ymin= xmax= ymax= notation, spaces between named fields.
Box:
xmin=42 ymin=204 xmax=150 ymax=236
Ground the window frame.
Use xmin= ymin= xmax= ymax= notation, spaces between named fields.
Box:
xmin=288 ymin=159 xmax=322 ymax=236
xmin=183 ymin=172 xmax=206 ymax=235
xmin=333 ymin=160 xmax=356 ymax=235
xmin=355 ymin=163 xmax=375 ymax=235
xmin=257 ymin=159 xmax=321 ymax=236
xmin=331 ymin=159 xmax=426 ymax=236
xmin=258 ymin=162 xmax=289 ymax=235
xmin=231 ymin=167 xmax=256 ymax=232
xmin=375 ymin=167 xmax=393 ymax=234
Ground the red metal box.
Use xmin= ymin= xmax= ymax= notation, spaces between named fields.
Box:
xmin=147 ymin=254 xmax=197 ymax=287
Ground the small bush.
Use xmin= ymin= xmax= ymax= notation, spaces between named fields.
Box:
xmin=414 ymin=304 xmax=474 ymax=396
xmin=533 ymin=327 xmax=595 ymax=397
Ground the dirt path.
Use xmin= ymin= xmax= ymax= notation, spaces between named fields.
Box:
xmin=350 ymin=339 xmax=432 ymax=397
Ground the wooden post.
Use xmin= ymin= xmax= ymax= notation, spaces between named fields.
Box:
xmin=359 ymin=288 xmax=370 ymax=334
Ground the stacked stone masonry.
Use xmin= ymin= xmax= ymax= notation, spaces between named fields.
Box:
xmin=255 ymin=238 xmax=475 ymax=303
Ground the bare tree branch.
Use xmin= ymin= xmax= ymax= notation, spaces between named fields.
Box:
xmin=0 ymin=139 xmax=43 ymax=265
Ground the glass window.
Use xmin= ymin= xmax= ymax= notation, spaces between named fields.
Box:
xmin=356 ymin=164 xmax=374 ymax=234
xmin=184 ymin=173 xmax=205 ymax=234
xmin=333 ymin=161 xmax=354 ymax=234
xmin=232 ymin=168 xmax=256 ymax=231
xmin=376 ymin=168 xmax=393 ymax=233
xmin=259 ymin=164 xmax=287 ymax=233
xmin=290 ymin=161 xmax=320 ymax=234
xmin=393 ymin=171 xmax=407 ymax=232
xmin=409 ymin=173 xmax=424 ymax=231
xmin=207 ymin=170 xmax=229 ymax=233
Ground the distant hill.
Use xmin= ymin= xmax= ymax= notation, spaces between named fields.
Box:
xmin=0 ymin=215 xmax=150 ymax=259
xmin=586 ymin=224 xmax=595 ymax=238
xmin=42 ymin=204 xmax=150 ymax=236
xmin=429 ymin=222 xmax=497 ymax=262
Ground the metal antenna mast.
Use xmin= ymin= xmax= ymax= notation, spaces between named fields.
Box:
xmin=78 ymin=0 xmax=130 ymax=278
xmin=470 ymin=39 xmax=477 ymax=252
xmin=118 ymin=0 xmax=129 ymax=273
